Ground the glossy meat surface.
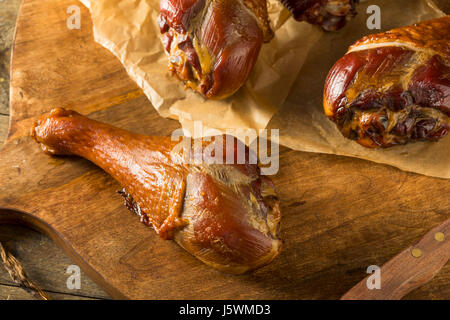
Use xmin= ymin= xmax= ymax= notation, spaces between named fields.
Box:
xmin=324 ymin=16 xmax=450 ymax=148
xmin=31 ymin=108 xmax=281 ymax=274
xmin=280 ymin=0 xmax=358 ymax=31
xmin=158 ymin=0 xmax=272 ymax=99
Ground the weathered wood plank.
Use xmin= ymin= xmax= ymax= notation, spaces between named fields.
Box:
xmin=0 ymin=224 xmax=109 ymax=299
xmin=0 ymin=283 xmax=101 ymax=300
xmin=0 ymin=0 xmax=21 ymax=116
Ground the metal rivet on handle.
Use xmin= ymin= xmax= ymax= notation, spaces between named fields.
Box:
xmin=411 ymin=248 xmax=422 ymax=258
xmin=434 ymin=232 xmax=445 ymax=242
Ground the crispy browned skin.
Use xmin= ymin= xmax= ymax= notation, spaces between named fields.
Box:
xmin=324 ymin=16 xmax=450 ymax=148
xmin=280 ymin=0 xmax=358 ymax=31
xmin=158 ymin=0 xmax=273 ymax=100
xmin=31 ymin=108 xmax=281 ymax=274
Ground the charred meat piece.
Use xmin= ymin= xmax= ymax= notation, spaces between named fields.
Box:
xmin=324 ymin=16 xmax=450 ymax=148
xmin=158 ymin=0 xmax=273 ymax=99
xmin=31 ymin=108 xmax=281 ymax=274
xmin=280 ymin=0 xmax=358 ymax=31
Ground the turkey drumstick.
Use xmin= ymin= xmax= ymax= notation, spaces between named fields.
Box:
xmin=158 ymin=0 xmax=273 ymax=100
xmin=158 ymin=0 xmax=358 ymax=100
xmin=324 ymin=16 xmax=450 ymax=148
xmin=31 ymin=108 xmax=281 ymax=274
xmin=280 ymin=0 xmax=358 ymax=31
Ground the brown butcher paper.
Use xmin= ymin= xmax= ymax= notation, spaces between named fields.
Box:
xmin=79 ymin=0 xmax=449 ymax=178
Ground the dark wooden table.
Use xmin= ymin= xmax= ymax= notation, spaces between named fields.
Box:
xmin=0 ymin=0 xmax=448 ymax=300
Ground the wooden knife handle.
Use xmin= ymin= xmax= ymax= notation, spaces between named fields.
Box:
xmin=342 ymin=218 xmax=450 ymax=300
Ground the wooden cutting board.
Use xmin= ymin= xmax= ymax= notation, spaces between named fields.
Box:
xmin=0 ymin=0 xmax=448 ymax=299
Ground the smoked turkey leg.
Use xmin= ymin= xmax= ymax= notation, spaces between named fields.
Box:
xmin=31 ymin=108 xmax=282 ymax=274
xmin=324 ymin=16 xmax=450 ymax=148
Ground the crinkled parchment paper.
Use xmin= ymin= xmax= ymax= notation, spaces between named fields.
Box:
xmin=80 ymin=0 xmax=449 ymax=178
xmin=267 ymin=0 xmax=449 ymax=179
xmin=79 ymin=0 xmax=320 ymax=132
